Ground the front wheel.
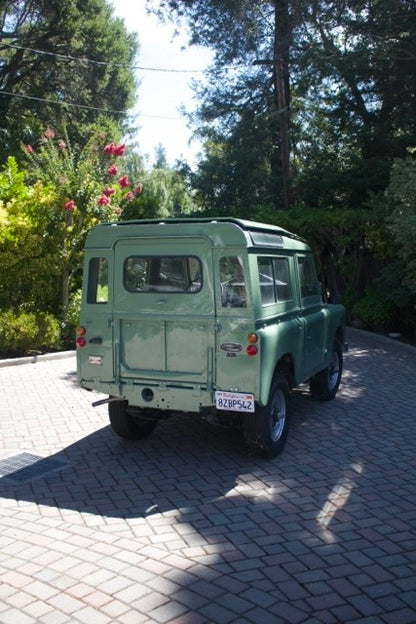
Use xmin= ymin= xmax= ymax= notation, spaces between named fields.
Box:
xmin=243 ymin=374 xmax=291 ymax=458
xmin=108 ymin=399 xmax=158 ymax=440
xmin=309 ymin=340 xmax=343 ymax=401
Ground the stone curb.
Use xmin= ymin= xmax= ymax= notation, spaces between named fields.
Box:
xmin=0 ymin=350 xmax=75 ymax=368
xmin=347 ymin=326 xmax=416 ymax=354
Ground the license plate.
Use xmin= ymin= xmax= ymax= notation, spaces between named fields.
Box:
xmin=215 ymin=390 xmax=255 ymax=413
xmin=88 ymin=355 xmax=103 ymax=366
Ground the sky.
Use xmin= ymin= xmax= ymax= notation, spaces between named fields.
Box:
xmin=111 ymin=0 xmax=213 ymax=167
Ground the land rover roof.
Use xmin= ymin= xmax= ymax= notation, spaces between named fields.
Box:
xmin=84 ymin=217 xmax=309 ymax=252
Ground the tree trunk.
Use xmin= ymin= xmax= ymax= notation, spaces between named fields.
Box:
xmin=273 ymin=0 xmax=292 ymax=209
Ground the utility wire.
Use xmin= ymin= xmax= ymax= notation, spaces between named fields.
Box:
xmin=0 ymin=90 xmax=182 ymax=119
xmin=3 ymin=43 xmax=209 ymax=73
xmin=3 ymin=42 xmax=245 ymax=72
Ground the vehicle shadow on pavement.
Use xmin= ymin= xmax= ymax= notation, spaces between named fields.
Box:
xmin=0 ymin=414 xmax=257 ymax=519
xmin=0 ymin=382 xmax=352 ymax=523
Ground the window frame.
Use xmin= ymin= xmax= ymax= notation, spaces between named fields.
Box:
xmin=87 ymin=256 xmax=109 ymax=304
xmin=257 ymin=255 xmax=292 ymax=306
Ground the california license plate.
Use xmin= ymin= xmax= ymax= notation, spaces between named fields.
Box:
xmin=215 ymin=391 xmax=255 ymax=413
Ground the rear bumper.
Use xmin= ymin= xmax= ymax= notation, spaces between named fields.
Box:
xmin=80 ymin=379 xmax=214 ymax=413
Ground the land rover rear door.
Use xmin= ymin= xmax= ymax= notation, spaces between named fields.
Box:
xmin=113 ymin=236 xmax=216 ymax=389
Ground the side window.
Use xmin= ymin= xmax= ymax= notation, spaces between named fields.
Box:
xmin=87 ymin=257 xmax=108 ymax=303
xmin=298 ymin=256 xmax=318 ymax=298
xmin=257 ymin=257 xmax=292 ymax=305
xmin=257 ymin=257 xmax=275 ymax=305
xmin=220 ymin=256 xmax=247 ymax=307
xmin=273 ymin=258 xmax=292 ymax=301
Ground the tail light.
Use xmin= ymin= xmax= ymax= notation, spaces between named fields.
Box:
xmin=246 ymin=332 xmax=258 ymax=356
xmin=76 ymin=326 xmax=86 ymax=348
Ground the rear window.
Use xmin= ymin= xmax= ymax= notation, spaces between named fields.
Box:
xmin=124 ymin=256 xmax=202 ymax=293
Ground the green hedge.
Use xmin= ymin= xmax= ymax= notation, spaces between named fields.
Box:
xmin=352 ymin=289 xmax=398 ymax=333
xmin=0 ymin=310 xmax=61 ymax=356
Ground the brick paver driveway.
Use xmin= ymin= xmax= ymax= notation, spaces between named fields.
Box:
xmin=0 ymin=328 xmax=415 ymax=624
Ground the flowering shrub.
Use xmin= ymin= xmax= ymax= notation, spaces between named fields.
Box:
xmin=21 ymin=126 xmax=143 ymax=318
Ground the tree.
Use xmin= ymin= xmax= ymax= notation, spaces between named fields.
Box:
xmin=387 ymin=151 xmax=416 ymax=295
xmin=0 ymin=0 xmax=138 ymax=163
xmin=150 ymin=0 xmax=416 ymax=211
xmin=190 ymin=109 xmax=275 ymax=217
xmin=151 ymin=0 xmax=290 ymax=212
xmin=292 ymin=0 xmax=416 ymax=207
xmin=121 ymin=159 xmax=197 ymax=220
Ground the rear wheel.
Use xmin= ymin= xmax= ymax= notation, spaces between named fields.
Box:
xmin=108 ymin=399 xmax=158 ymax=440
xmin=244 ymin=374 xmax=291 ymax=458
xmin=309 ymin=340 xmax=343 ymax=401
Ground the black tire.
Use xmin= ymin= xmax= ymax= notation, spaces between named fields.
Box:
xmin=243 ymin=374 xmax=291 ymax=458
xmin=108 ymin=399 xmax=158 ymax=440
xmin=309 ymin=340 xmax=343 ymax=401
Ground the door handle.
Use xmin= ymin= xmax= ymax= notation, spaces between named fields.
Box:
xmin=89 ymin=337 xmax=103 ymax=344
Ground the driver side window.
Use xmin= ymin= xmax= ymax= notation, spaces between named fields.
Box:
xmin=298 ymin=255 xmax=319 ymax=298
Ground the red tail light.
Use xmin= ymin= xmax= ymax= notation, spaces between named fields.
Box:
xmin=76 ymin=326 xmax=86 ymax=347
xmin=246 ymin=332 xmax=258 ymax=356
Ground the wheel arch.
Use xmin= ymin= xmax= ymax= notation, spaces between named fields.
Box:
xmin=275 ymin=353 xmax=296 ymax=388
xmin=259 ymin=351 xmax=295 ymax=405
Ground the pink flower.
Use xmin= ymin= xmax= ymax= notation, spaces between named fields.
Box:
xmin=113 ymin=143 xmax=125 ymax=156
xmin=44 ymin=127 xmax=54 ymax=139
xmin=104 ymin=142 xmax=126 ymax=157
xmin=58 ymin=140 xmax=66 ymax=150
xmin=25 ymin=145 xmax=33 ymax=154
xmin=125 ymin=191 xmax=134 ymax=202
xmin=97 ymin=194 xmax=110 ymax=206
xmin=114 ymin=206 xmax=122 ymax=216
xmin=134 ymin=183 xmax=143 ymax=195
xmin=64 ymin=200 xmax=75 ymax=211
xmin=103 ymin=142 xmax=116 ymax=156
xmin=117 ymin=174 xmax=130 ymax=188
xmin=102 ymin=187 xmax=115 ymax=197
xmin=107 ymin=164 xmax=118 ymax=176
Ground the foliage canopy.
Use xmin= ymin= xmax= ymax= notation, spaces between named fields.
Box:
xmin=151 ymin=0 xmax=416 ymax=212
xmin=0 ymin=0 xmax=138 ymax=162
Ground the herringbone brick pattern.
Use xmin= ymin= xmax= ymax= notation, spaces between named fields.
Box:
xmin=0 ymin=329 xmax=415 ymax=623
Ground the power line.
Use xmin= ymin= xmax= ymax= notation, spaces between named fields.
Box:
xmin=0 ymin=90 xmax=126 ymax=114
xmin=3 ymin=43 xmax=208 ymax=73
xmin=0 ymin=90 xmax=182 ymax=119
xmin=3 ymin=42 xmax=245 ymax=73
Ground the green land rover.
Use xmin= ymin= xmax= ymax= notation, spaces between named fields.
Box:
xmin=76 ymin=218 xmax=346 ymax=457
